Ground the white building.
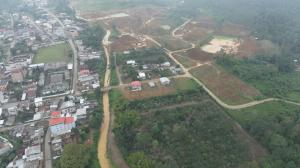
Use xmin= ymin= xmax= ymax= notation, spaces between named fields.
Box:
xmin=138 ymin=72 xmax=146 ymax=80
xmin=60 ymin=101 xmax=76 ymax=114
xmin=76 ymin=108 xmax=87 ymax=120
xmin=34 ymin=97 xmax=43 ymax=107
xmin=126 ymin=60 xmax=136 ymax=66
xmin=160 ymin=77 xmax=171 ymax=86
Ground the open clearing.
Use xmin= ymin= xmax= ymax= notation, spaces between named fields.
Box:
xmin=120 ymin=77 xmax=199 ymax=100
xmin=33 ymin=43 xmax=71 ymax=64
xmin=177 ymin=48 xmax=214 ymax=63
xmin=201 ymin=36 xmax=240 ymax=54
xmin=190 ymin=64 xmax=262 ymax=105
xmin=154 ymin=35 xmax=192 ymax=51
xmin=111 ymin=35 xmax=154 ymax=53
xmin=173 ymin=54 xmax=197 ymax=68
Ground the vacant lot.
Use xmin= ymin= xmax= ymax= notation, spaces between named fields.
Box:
xmin=201 ymin=36 xmax=240 ymax=54
xmin=33 ymin=43 xmax=71 ymax=64
xmin=120 ymin=77 xmax=199 ymax=100
xmin=111 ymin=35 xmax=154 ymax=53
xmin=173 ymin=53 xmax=197 ymax=68
xmin=154 ymin=35 xmax=192 ymax=51
xmin=190 ymin=64 xmax=262 ymax=105
xmin=179 ymin=48 xmax=214 ymax=63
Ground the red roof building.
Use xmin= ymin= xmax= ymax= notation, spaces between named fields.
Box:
xmin=49 ymin=117 xmax=65 ymax=126
xmin=130 ymin=81 xmax=142 ymax=91
xmin=51 ymin=111 xmax=61 ymax=118
xmin=130 ymin=81 xmax=142 ymax=87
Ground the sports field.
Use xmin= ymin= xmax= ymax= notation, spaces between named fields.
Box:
xmin=33 ymin=43 xmax=71 ymax=64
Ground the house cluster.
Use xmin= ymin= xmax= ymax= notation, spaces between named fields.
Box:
xmin=4 ymin=92 xmax=94 ymax=167
xmin=0 ymin=1 xmax=103 ymax=166
xmin=7 ymin=123 xmax=45 ymax=168
xmin=39 ymin=63 xmax=72 ymax=96
xmin=75 ymin=39 xmax=102 ymax=92
xmin=77 ymin=68 xmax=100 ymax=92
xmin=126 ymin=58 xmax=183 ymax=81
xmin=130 ymin=77 xmax=171 ymax=91
xmin=76 ymin=40 xmax=102 ymax=61
xmin=45 ymin=96 xmax=92 ymax=159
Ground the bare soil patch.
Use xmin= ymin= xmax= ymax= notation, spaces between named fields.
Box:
xmin=190 ymin=64 xmax=261 ymax=105
xmin=236 ymin=37 xmax=263 ymax=58
xmin=182 ymin=48 xmax=214 ymax=63
xmin=111 ymin=35 xmax=154 ymax=53
xmin=201 ymin=37 xmax=240 ymax=54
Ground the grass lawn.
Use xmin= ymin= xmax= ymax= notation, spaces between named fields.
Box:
xmin=120 ymin=77 xmax=200 ymax=100
xmin=33 ymin=43 xmax=71 ymax=64
xmin=229 ymin=101 xmax=300 ymax=125
xmin=110 ymin=68 xmax=119 ymax=86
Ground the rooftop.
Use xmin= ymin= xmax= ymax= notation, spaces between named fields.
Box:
xmin=49 ymin=116 xmax=74 ymax=126
xmin=131 ymin=81 xmax=142 ymax=87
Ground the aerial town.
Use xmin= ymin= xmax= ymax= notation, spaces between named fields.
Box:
xmin=0 ymin=0 xmax=103 ymax=167
xmin=2 ymin=0 xmax=300 ymax=168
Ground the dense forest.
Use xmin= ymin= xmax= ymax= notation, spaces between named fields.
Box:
xmin=230 ymin=102 xmax=300 ymax=168
xmin=216 ymin=55 xmax=300 ymax=101
xmin=78 ymin=25 xmax=105 ymax=51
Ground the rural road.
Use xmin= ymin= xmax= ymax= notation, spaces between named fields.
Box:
xmin=98 ymin=30 xmax=111 ymax=168
xmin=145 ymin=24 xmax=300 ymax=110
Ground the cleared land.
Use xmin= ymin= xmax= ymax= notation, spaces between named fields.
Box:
xmin=120 ymin=77 xmax=199 ymax=100
xmin=173 ymin=54 xmax=197 ymax=68
xmin=33 ymin=43 xmax=71 ymax=64
xmin=201 ymin=36 xmax=240 ymax=54
xmin=190 ymin=64 xmax=262 ymax=105
xmin=111 ymin=35 xmax=154 ymax=53
xmin=154 ymin=35 xmax=192 ymax=51
xmin=176 ymin=48 xmax=214 ymax=63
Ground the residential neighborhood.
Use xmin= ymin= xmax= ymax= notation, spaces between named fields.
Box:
xmin=0 ymin=0 xmax=103 ymax=167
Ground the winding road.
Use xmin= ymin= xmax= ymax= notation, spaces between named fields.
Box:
xmin=144 ymin=21 xmax=300 ymax=110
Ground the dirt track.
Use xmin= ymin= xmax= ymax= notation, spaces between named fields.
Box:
xmin=98 ymin=30 xmax=111 ymax=168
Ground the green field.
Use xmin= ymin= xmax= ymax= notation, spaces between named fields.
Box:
xmin=229 ymin=101 xmax=300 ymax=167
xmin=33 ymin=43 xmax=71 ymax=64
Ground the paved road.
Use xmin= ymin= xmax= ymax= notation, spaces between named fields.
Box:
xmin=98 ymin=30 xmax=111 ymax=168
xmin=44 ymin=128 xmax=52 ymax=168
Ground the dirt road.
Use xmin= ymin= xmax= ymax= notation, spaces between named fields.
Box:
xmin=98 ymin=30 xmax=111 ymax=168
xmin=145 ymin=28 xmax=300 ymax=110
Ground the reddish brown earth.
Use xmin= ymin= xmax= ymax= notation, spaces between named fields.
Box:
xmin=237 ymin=37 xmax=263 ymax=58
xmin=190 ymin=64 xmax=261 ymax=105
xmin=186 ymin=48 xmax=214 ymax=63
